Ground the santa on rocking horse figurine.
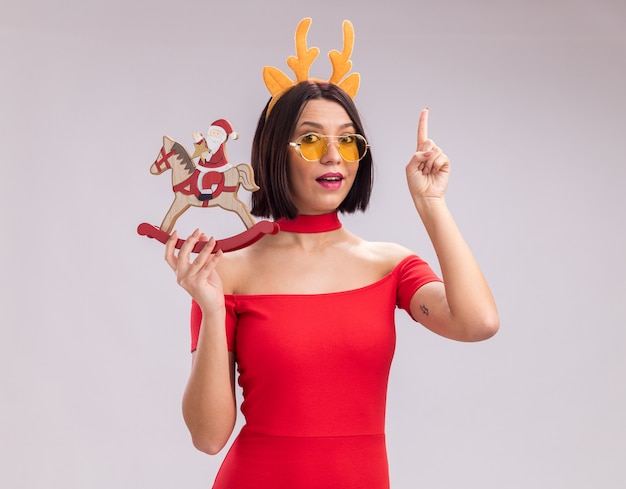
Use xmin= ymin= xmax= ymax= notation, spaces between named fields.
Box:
xmin=137 ymin=119 xmax=279 ymax=253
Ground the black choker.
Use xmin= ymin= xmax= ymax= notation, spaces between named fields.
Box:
xmin=276 ymin=212 xmax=342 ymax=233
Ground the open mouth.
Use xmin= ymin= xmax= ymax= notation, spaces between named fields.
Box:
xmin=317 ymin=176 xmax=342 ymax=182
xmin=316 ymin=174 xmax=344 ymax=190
xmin=316 ymin=174 xmax=343 ymax=183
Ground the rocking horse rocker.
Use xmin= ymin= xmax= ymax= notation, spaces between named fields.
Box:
xmin=137 ymin=119 xmax=279 ymax=253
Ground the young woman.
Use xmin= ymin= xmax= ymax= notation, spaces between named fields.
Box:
xmin=165 ymin=81 xmax=499 ymax=488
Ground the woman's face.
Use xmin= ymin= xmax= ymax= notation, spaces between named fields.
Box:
xmin=287 ymin=99 xmax=360 ymax=215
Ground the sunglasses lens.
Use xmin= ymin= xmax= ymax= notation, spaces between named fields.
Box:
xmin=338 ymin=135 xmax=367 ymax=162
xmin=295 ymin=134 xmax=368 ymax=162
xmin=299 ymin=134 xmax=327 ymax=161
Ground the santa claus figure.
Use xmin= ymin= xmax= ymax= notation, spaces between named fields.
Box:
xmin=192 ymin=119 xmax=239 ymax=201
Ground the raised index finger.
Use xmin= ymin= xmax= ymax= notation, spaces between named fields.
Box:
xmin=417 ymin=107 xmax=429 ymax=150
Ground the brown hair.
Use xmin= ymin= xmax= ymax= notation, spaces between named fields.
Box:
xmin=250 ymin=81 xmax=373 ymax=219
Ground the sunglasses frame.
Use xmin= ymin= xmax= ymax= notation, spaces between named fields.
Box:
xmin=288 ymin=133 xmax=369 ymax=162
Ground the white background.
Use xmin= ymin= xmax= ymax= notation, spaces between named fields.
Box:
xmin=1 ymin=1 xmax=625 ymax=487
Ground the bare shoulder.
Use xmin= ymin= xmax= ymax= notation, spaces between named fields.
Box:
xmin=214 ymin=234 xmax=289 ymax=293
xmin=215 ymin=246 xmax=255 ymax=295
xmin=352 ymin=238 xmax=416 ymax=270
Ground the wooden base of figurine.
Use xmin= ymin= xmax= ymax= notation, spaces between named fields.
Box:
xmin=137 ymin=220 xmax=280 ymax=253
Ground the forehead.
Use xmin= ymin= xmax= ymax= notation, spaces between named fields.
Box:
xmin=295 ymin=99 xmax=353 ymax=131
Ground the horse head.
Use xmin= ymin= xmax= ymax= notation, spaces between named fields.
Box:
xmin=150 ymin=136 xmax=179 ymax=175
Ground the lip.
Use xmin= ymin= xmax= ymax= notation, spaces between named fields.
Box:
xmin=316 ymin=172 xmax=344 ymax=190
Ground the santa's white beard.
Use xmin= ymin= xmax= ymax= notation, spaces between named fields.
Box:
xmin=206 ymin=136 xmax=224 ymax=154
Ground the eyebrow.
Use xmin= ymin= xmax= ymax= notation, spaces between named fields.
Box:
xmin=297 ymin=121 xmax=355 ymax=131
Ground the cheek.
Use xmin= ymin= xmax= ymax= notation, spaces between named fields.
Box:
xmin=347 ymin=163 xmax=360 ymax=183
xmin=286 ymin=161 xmax=307 ymax=196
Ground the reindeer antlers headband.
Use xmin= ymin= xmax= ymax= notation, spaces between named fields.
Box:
xmin=263 ymin=18 xmax=360 ymax=115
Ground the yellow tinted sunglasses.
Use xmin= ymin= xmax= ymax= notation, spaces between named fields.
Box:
xmin=288 ymin=133 xmax=369 ymax=162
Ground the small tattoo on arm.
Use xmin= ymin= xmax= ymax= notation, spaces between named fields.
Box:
xmin=419 ymin=304 xmax=429 ymax=316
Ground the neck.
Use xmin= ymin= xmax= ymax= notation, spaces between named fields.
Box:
xmin=276 ymin=212 xmax=342 ymax=233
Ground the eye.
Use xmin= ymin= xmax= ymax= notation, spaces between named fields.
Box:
xmin=339 ymin=135 xmax=356 ymax=144
xmin=301 ymin=133 xmax=322 ymax=144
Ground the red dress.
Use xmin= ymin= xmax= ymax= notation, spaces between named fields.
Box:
xmin=190 ymin=255 xmax=441 ymax=488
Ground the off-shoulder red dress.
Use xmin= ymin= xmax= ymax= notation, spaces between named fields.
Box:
xmin=190 ymin=255 xmax=441 ymax=488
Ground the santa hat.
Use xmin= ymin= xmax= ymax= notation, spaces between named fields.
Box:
xmin=208 ymin=119 xmax=239 ymax=141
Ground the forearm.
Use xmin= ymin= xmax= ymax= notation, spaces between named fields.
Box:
xmin=414 ymin=196 xmax=499 ymax=340
xmin=182 ymin=306 xmax=237 ymax=454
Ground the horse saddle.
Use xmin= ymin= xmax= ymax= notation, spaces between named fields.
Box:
xmin=173 ymin=169 xmax=235 ymax=200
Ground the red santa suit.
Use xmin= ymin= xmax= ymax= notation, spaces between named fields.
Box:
xmin=195 ymin=137 xmax=234 ymax=200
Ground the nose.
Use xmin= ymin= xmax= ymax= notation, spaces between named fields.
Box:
xmin=320 ymin=139 xmax=343 ymax=165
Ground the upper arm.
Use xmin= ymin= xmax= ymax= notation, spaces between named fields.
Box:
xmin=190 ymin=350 xmax=238 ymax=398
xmin=409 ymin=282 xmax=498 ymax=342
xmin=409 ymin=281 xmax=456 ymax=339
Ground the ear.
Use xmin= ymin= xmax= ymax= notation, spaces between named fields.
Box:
xmin=338 ymin=73 xmax=360 ymax=99
xmin=163 ymin=135 xmax=175 ymax=151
